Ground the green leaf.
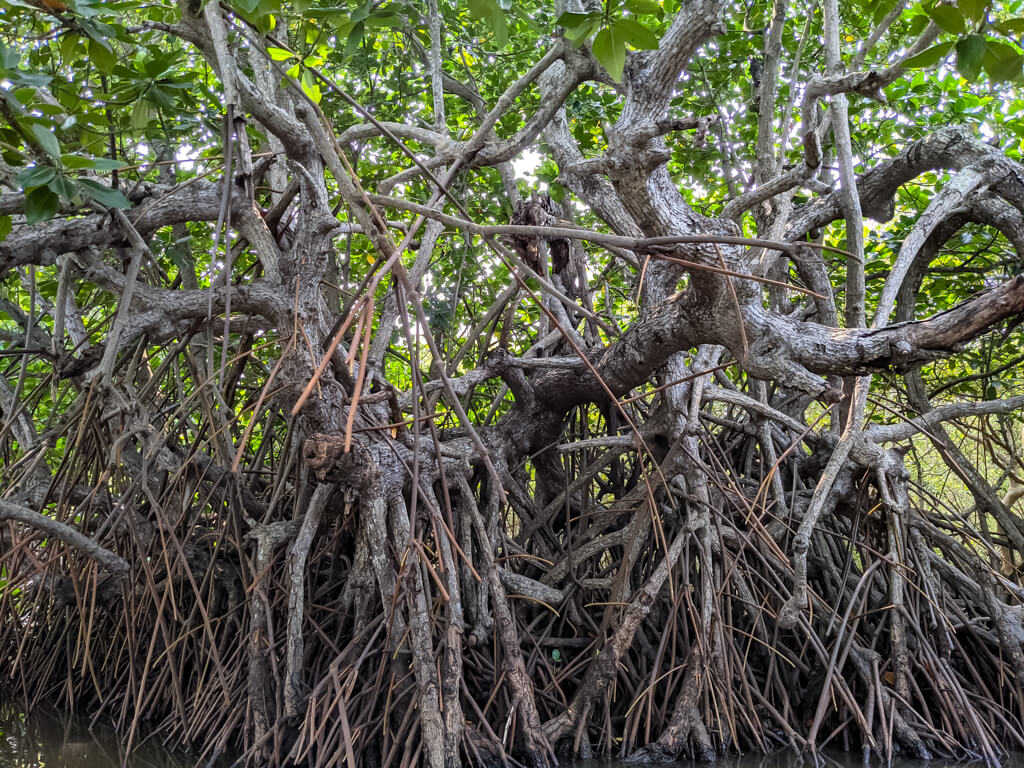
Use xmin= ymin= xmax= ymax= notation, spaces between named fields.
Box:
xmin=145 ymin=85 xmax=177 ymax=110
xmin=469 ymin=0 xmax=508 ymax=47
xmin=344 ymin=21 xmax=364 ymax=57
xmin=300 ymin=67 xmax=322 ymax=103
xmin=36 ymin=103 xmax=67 ymax=118
xmin=956 ymin=34 xmax=987 ymax=80
xmin=593 ymin=26 xmax=626 ymax=82
xmin=76 ymin=178 xmax=130 ymax=209
xmin=24 ymin=186 xmax=60 ymax=224
xmin=17 ymin=164 xmax=57 ymax=190
xmin=872 ymin=0 xmax=897 ymax=25
xmin=625 ymin=0 xmax=661 ymax=13
xmin=11 ymin=86 xmax=34 ymax=105
xmin=994 ymin=17 xmax=1024 ymax=35
xmin=59 ymin=32 xmax=80 ymax=63
xmin=982 ymin=41 xmax=1022 ymax=82
xmin=30 ymin=124 xmax=61 ymax=160
xmin=957 ymin=0 xmax=988 ymax=22
xmin=249 ymin=11 xmax=276 ymax=34
xmin=1 ymin=41 xmax=22 ymax=70
xmin=351 ymin=1 xmax=371 ymax=23
xmin=90 ymin=157 xmax=127 ymax=171
xmin=0 ymin=215 xmax=11 ymax=242
xmin=141 ymin=54 xmax=178 ymax=79
xmin=926 ymin=4 xmax=965 ymax=34
xmin=487 ymin=4 xmax=509 ymax=46
xmin=61 ymin=154 xmax=97 ymax=170
xmin=364 ymin=12 xmax=401 ymax=27
xmin=78 ymin=16 xmax=117 ymax=44
xmin=50 ymin=173 xmax=76 ymax=201
xmin=78 ymin=0 xmax=114 ymax=16
xmin=131 ymin=98 xmax=153 ymax=130
xmin=906 ymin=13 xmax=930 ymax=34
xmin=612 ymin=18 xmax=659 ymax=50
xmin=558 ymin=12 xmax=602 ymax=45
xmin=491 ymin=11 xmax=508 ymax=46
xmin=556 ymin=11 xmax=592 ymax=28
xmin=88 ymin=37 xmax=117 ymax=74
xmin=902 ymin=39 xmax=955 ymax=68
xmin=309 ymin=8 xmax=350 ymax=26
xmin=267 ymin=46 xmax=294 ymax=61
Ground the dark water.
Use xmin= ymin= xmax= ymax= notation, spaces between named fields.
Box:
xmin=0 ymin=702 xmax=206 ymax=768
xmin=570 ymin=759 xmax=1022 ymax=768
xmin=2 ymin=701 xmax=1024 ymax=768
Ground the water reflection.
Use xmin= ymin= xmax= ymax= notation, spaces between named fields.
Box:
xmin=2 ymin=702 xmax=1023 ymax=768
xmin=569 ymin=754 xmax=1024 ymax=768
xmin=0 ymin=702 xmax=199 ymax=768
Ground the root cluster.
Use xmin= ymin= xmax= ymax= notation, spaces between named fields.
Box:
xmin=3 ymin=375 xmax=1023 ymax=768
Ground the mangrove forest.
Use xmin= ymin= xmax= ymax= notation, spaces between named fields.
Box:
xmin=3 ymin=0 xmax=1024 ymax=765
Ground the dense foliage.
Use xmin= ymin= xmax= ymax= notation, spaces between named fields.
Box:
xmin=3 ymin=0 xmax=1024 ymax=766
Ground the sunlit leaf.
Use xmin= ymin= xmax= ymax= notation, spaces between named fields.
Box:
xmin=612 ymin=18 xmax=659 ymax=50
xmin=625 ymin=0 xmax=661 ymax=14
xmin=593 ymin=26 xmax=626 ymax=81
xmin=301 ymin=67 xmax=322 ymax=102
xmin=267 ymin=46 xmax=294 ymax=61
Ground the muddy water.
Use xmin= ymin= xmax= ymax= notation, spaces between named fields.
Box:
xmin=2 ymin=700 xmax=1023 ymax=768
